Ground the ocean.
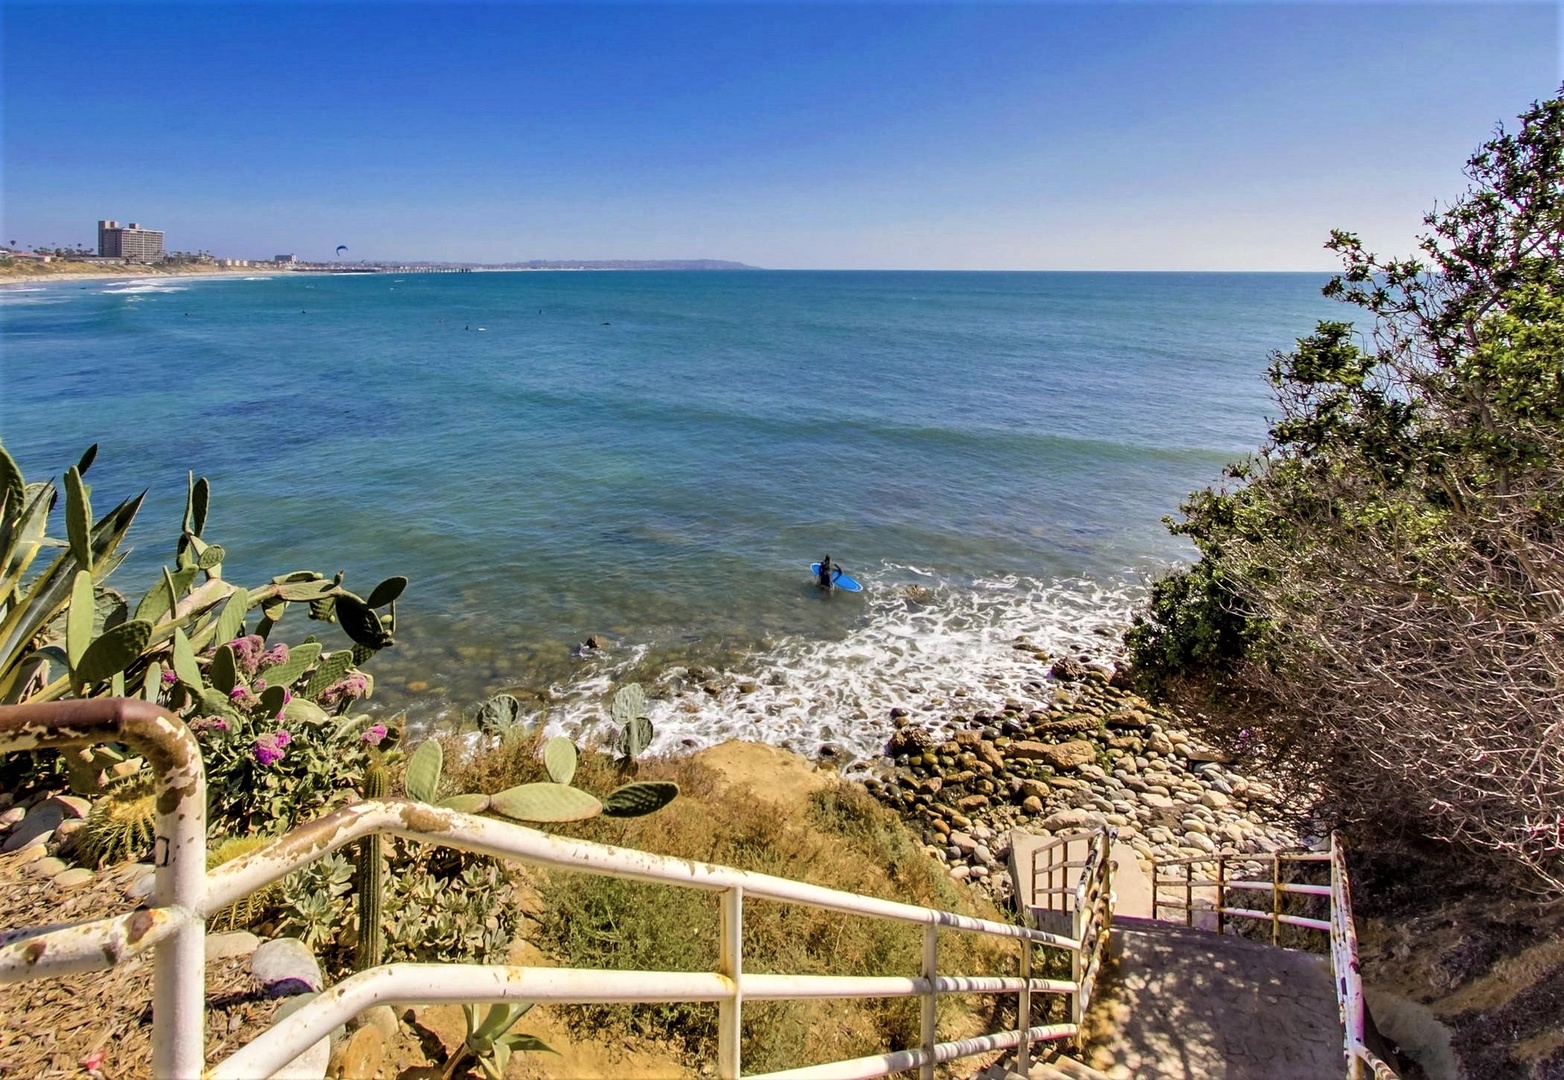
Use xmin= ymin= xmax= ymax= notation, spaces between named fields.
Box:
xmin=0 ymin=270 xmax=1340 ymax=765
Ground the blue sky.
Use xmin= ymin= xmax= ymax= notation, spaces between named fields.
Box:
xmin=2 ymin=2 xmax=1558 ymax=269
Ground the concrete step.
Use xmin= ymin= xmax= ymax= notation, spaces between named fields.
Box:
xmin=972 ymin=1053 xmax=1112 ymax=1080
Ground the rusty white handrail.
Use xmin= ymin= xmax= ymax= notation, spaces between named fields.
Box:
xmin=0 ymin=700 xmax=1093 ymax=1080
xmin=1149 ymin=835 xmax=1399 ymax=1079
xmin=1023 ymin=825 xmax=1117 ymax=1069
xmin=1329 ymin=837 xmax=1399 ymax=1080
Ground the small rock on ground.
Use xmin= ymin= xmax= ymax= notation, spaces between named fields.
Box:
xmin=251 ymin=938 xmax=323 ymax=997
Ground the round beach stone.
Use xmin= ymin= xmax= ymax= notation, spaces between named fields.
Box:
xmin=26 ymin=856 xmax=67 ymax=878
xmin=3 ymin=801 xmax=63 ymax=852
xmin=12 ymin=843 xmax=48 ymax=865
xmin=208 ymin=931 xmax=261 ymax=961
xmin=252 ymin=937 xmax=324 ymax=997
xmin=53 ymin=867 xmax=95 ymax=889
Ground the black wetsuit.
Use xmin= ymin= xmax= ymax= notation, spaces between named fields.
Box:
xmin=818 ymin=559 xmax=836 ymax=590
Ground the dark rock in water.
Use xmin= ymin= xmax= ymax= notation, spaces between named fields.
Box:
xmin=585 ymin=635 xmax=604 ymax=650
xmin=887 ymin=726 xmax=936 ymax=758
xmin=1049 ymin=657 xmax=1090 ymax=683
xmin=889 ymin=707 xmax=909 ymax=720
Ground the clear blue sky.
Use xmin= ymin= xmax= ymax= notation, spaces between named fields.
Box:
xmin=2 ymin=2 xmax=1558 ymax=269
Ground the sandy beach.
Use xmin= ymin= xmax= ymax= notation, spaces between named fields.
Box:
xmin=0 ymin=261 xmax=291 ymax=286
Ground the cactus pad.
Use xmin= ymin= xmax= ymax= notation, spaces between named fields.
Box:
xmin=278 ymin=578 xmax=335 ymax=602
xmin=209 ymin=644 xmax=238 ymax=694
xmin=405 ymin=740 xmax=444 ymax=803
xmin=171 ymin=627 xmax=202 ymax=689
xmin=66 ymin=569 xmax=93 ymax=669
xmin=335 ymin=593 xmax=394 ymax=649
xmin=259 ymin=641 xmax=320 ymax=689
xmin=437 ymin=793 xmax=491 ymax=814
xmin=304 ymin=651 xmax=353 ymax=698
xmin=619 ymin=715 xmax=654 ymax=760
xmin=542 ymin=736 xmax=577 ymax=786
xmin=76 ymin=620 xmax=153 ymax=687
xmin=602 ymin=781 xmax=680 ymax=818
xmin=611 ymin=683 xmax=646 ymax=726
xmin=489 ymin=783 xmax=603 ymax=823
xmin=366 ymin=576 xmax=408 ymax=608
xmin=474 ymin=693 xmax=522 ymax=735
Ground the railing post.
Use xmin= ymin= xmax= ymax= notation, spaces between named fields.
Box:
xmin=1271 ymin=856 xmax=1282 ymax=946
xmin=920 ymin=922 xmax=937 ymax=1080
xmin=1017 ymin=937 xmax=1032 ymax=1075
xmin=1070 ymin=895 xmax=1084 ymax=1034
xmin=1216 ymin=855 xmax=1226 ymax=937
xmin=718 ymin=885 xmax=743 ymax=1080
xmin=1184 ymin=865 xmax=1193 ymax=928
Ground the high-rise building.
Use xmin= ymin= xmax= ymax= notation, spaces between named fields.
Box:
xmin=97 ymin=220 xmax=164 ymax=261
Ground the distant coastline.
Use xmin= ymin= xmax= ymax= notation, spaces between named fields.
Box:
xmin=0 ymin=257 xmax=760 ymax=286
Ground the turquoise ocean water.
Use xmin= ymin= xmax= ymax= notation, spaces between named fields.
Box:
xmin=0 ymin=270 xmax=1338 ymax=763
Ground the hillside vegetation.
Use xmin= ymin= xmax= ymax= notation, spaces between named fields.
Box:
xmin=1126 ymin=87 xmax=1564 ymax=899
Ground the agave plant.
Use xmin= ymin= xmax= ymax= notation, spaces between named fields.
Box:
xmin=444 ymin=1002 xmax=553 ymax=1080
xmin=0 ymin=442 xmax=408 ymax=711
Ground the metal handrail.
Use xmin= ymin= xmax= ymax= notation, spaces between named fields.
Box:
xmin=1149 ymin=835 xmax=1399 ymax=1079
xmin=1025 ymin=824 xmax=1117 ymax=1065
xmin=0 ymin=700 xmax=1096 ymax=1080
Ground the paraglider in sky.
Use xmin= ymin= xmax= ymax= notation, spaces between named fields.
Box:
xmin=335 ymin=245 xmax=348 ymax=257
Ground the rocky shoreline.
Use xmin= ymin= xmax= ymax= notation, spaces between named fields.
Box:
xmin=860 ymin=641 xmax=1310 ymax=904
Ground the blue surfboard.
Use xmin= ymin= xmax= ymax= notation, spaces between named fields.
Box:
xmin=810 ymin=563 xmax=863 ymax=592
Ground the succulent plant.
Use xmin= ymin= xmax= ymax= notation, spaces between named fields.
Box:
xmin=489 ymin=782 xmax=603 ymax=823
xmin=356 ymin=753 xmax=389 ymax=970
xmin=613 ymin=683 xmax=654 ymax=760
xmin=542 ymin=736 xmax=577 ymax=786
xmin=405 ymin=740 xmax=444 ymax=803
xmin=473 ymin=693 xmax=522 ymax=736
xmin=602 ymin=780 xmax=680 ymax=818
xmin=76 ymin=775 xmax=158 ymax=867
xmin=208 ymin=835 xmax=281 ymax=932
xmin=447 ymin=1003 xmax=553 ymax=1080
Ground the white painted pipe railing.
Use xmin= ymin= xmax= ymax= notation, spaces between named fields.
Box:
xmin=0 ymin=700 xmax=1102 ymax=1080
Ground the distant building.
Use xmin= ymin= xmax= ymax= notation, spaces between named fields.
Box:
xmin=273 ymin=254 xmax=297 ymax=264
xmin=97 ymin=220 xmax=165 ymax=261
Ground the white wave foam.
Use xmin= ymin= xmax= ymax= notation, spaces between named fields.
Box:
xmin=531 ymin=569 xmax=1148 ymax=771
xmin=103 ymin=283 xmax=188 ymax=295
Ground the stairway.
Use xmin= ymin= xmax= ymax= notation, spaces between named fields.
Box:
xmin=1080 ymin=919 xmax=1344 ymax=1079
xmin=1002 ymin=830 xmax=1349 ymax=1080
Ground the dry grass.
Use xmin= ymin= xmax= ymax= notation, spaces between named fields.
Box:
xmin=440 ymin=734 xmax=1029 ymax=1074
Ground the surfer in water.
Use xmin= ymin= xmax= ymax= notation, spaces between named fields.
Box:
xmin=817 ymin=555 xmax=838 ymax=592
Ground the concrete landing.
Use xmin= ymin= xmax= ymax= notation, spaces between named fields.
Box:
xmin=1083 ymin=920 xmax=1345 ymax=1079
xmin=1007 ymin=830 xmax=1153 ymax=932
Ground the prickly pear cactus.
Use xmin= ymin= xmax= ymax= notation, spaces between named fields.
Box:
xmin=602 ymin=781 xmax=680 ymax=818
xmin=405 ymin=740 xmax=444 ymax=803
xmin=489 ymin=783 xmax=603 ymax=823
xmin=611 ymin=683 xmax=655 ymax=760
xmin=542 ymin=737 xmax=577 ymax=786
